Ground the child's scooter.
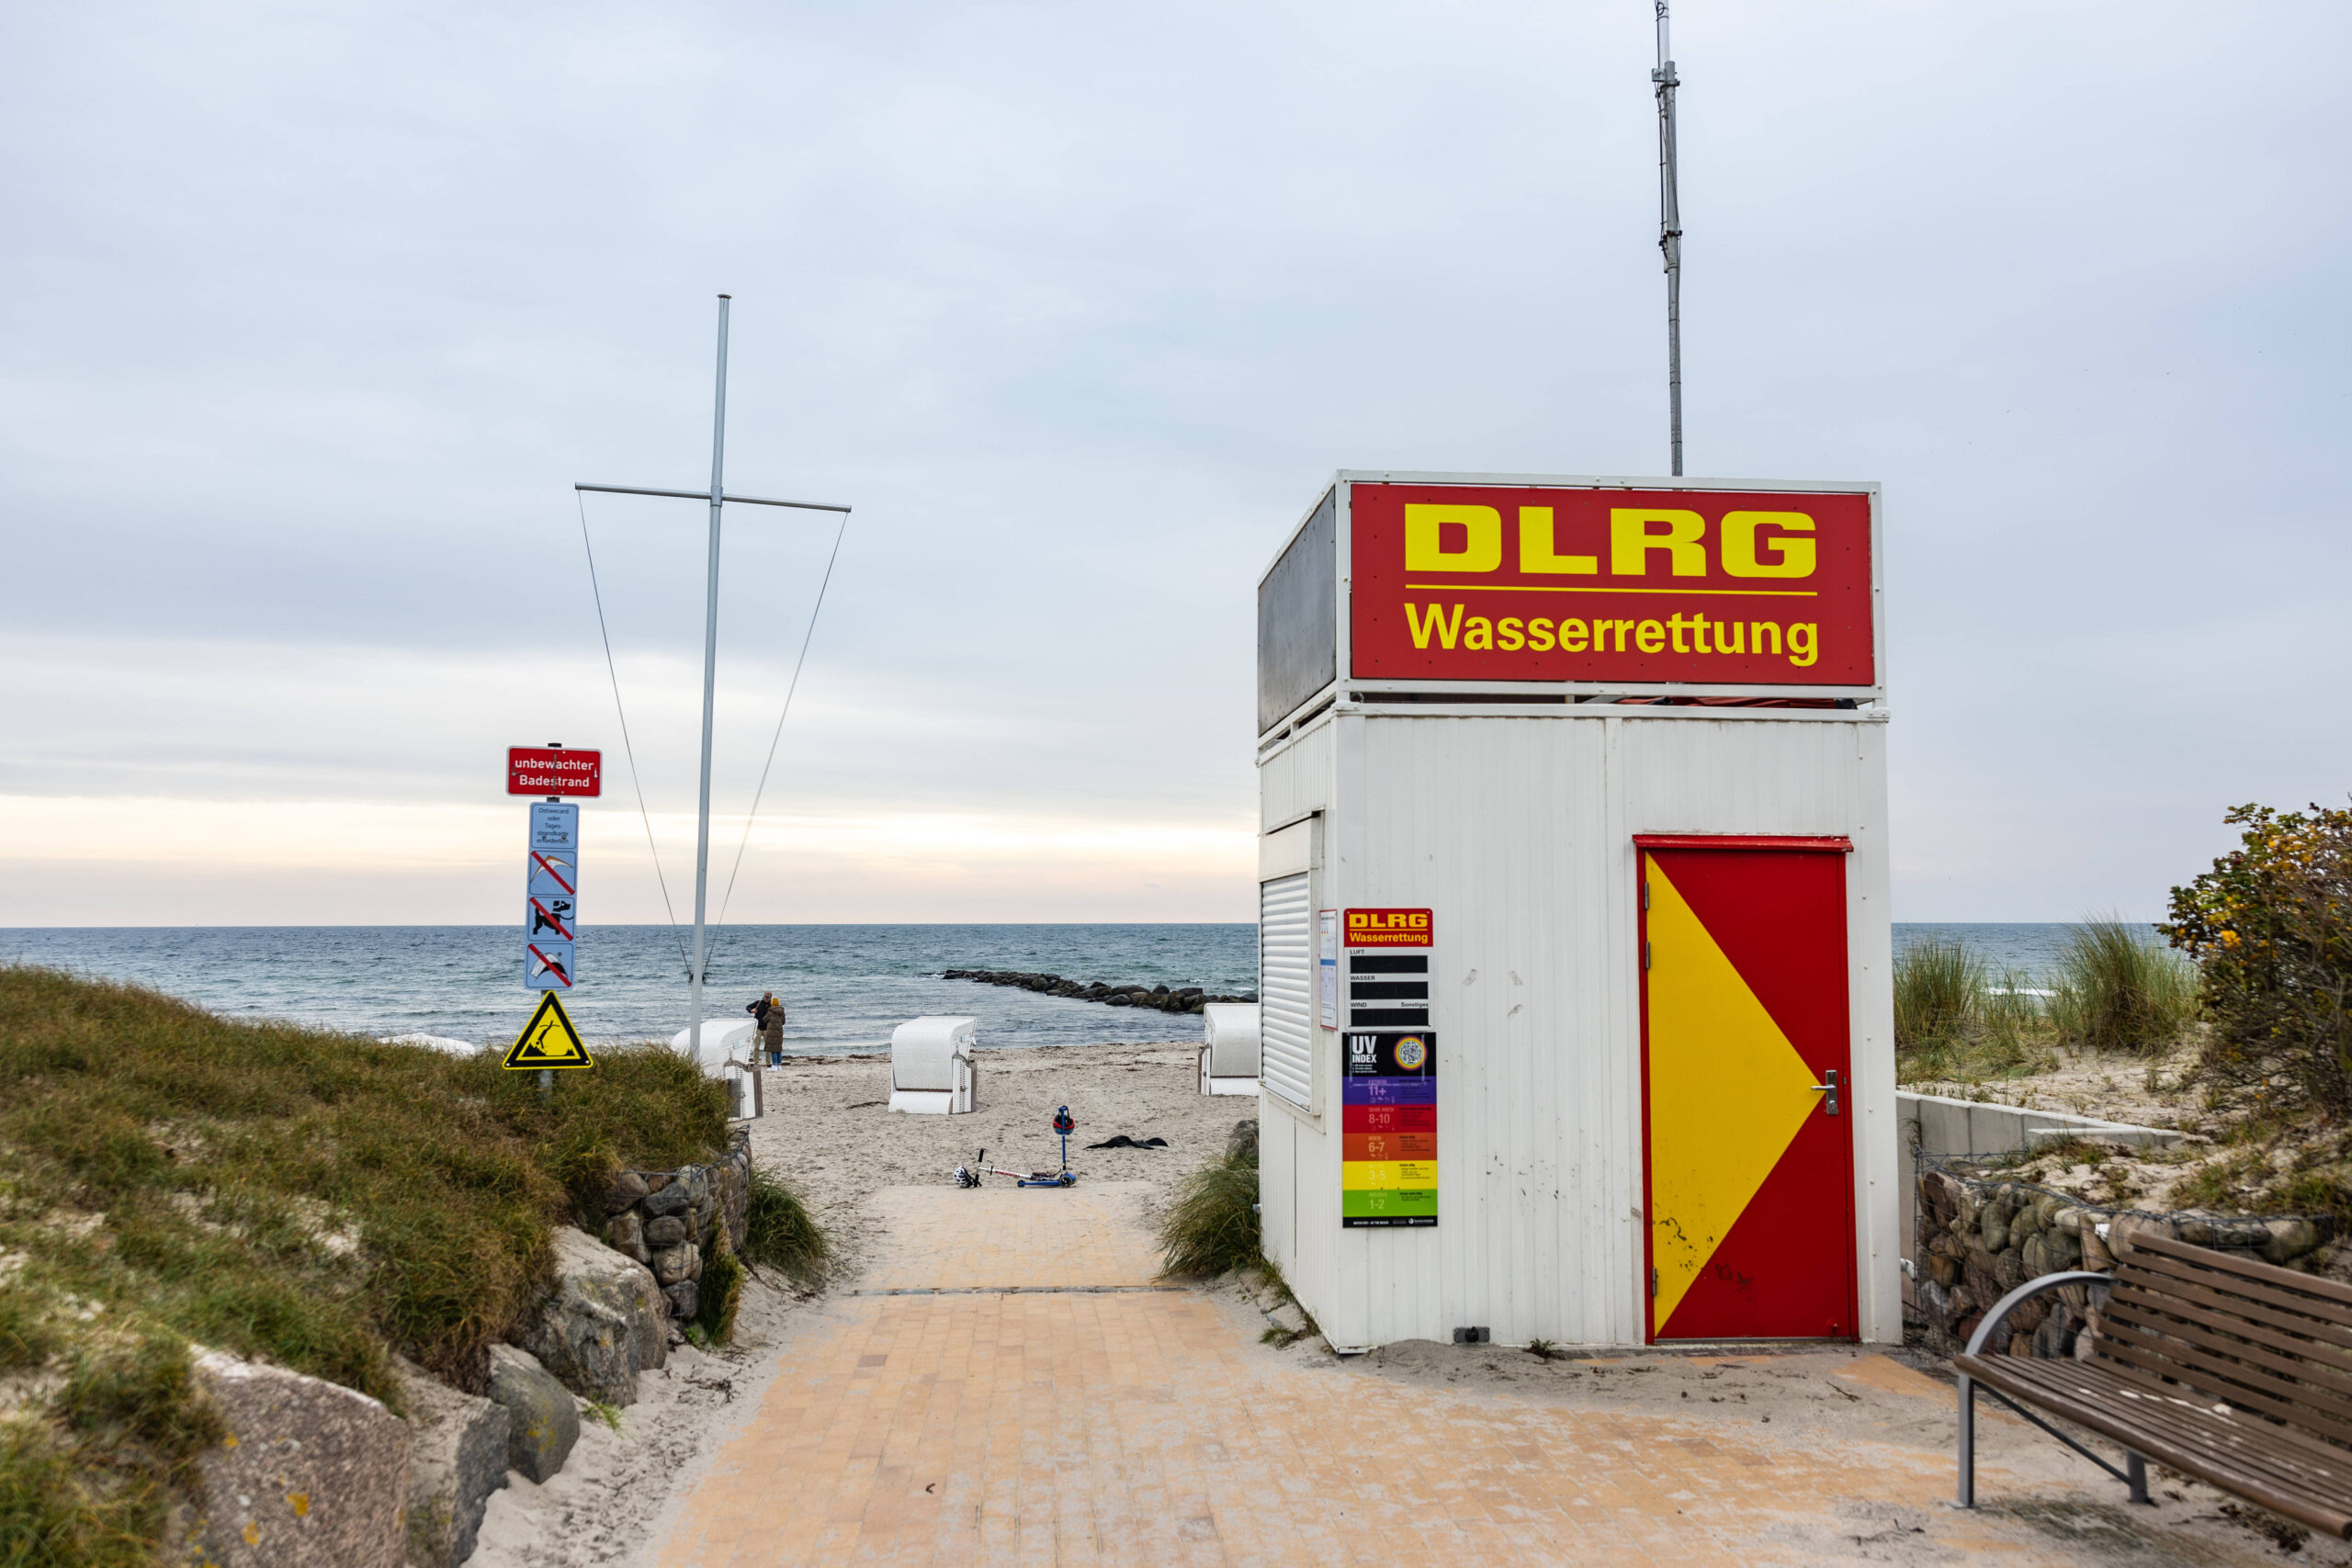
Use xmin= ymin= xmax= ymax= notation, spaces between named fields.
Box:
xmin=948 ymin=1107 xmax=1080 ymax=1189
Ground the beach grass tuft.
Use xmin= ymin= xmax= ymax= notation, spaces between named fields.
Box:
xmin=1158 ymin=1144 xmax=1261 ymax=1279
xmin=740 ymin=1168 xmax=831 ymax=1290
xmin=2048 ymin=917 xmax=2198 ymax=1055
xmin=694 ymin=1234 xmax=744 ymax=1345
xmin=1892 ymin=936 xmax=1984 ymax=1050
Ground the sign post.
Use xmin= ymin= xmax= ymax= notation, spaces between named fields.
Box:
xmin=511 ymin=744 xmax=602 ymax=1096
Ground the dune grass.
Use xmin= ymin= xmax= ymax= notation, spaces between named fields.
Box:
xmin=2048 ymin=917 xmax=2198 ymax=1055
xmin=0 ymin=964 xmax=733 ymax=1566
xmin=1892 ymin=937 xmax=2050 ymax=1082
xmin=740 ymin=1168 xmax=830 ymax=1290
xmin=1158 ymin=1145 xmax=1262 ymax=1279
xmin=1893 ymin=936 xmax=1984 ymax=1050
xmin=1895 ymin=920 xmax=2195 ymax=1084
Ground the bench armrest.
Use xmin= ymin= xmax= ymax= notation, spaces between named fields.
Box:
xmin=1962 ymin=1270 xmax=2112 ymax=1359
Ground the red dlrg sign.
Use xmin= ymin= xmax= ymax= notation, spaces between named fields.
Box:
xmin=1350 ymin=482 xmax=1874 ymax=687
xmin=1345 ymin=908 xmax=1433 ymax=948
xmin=507 ymin=748 xmax=603 ymax=797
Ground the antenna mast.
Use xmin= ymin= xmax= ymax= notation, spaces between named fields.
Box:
xmin=1653 ymin=1 xmax=1684 ymax=476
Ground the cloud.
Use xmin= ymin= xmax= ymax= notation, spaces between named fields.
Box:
xmin=3 ymin=1 xmax=2349 ymax=924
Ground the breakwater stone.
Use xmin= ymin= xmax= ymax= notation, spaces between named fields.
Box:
xmin=942 ymin=969 xmax=1256 ymax=1013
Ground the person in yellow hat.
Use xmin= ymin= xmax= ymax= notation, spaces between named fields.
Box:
xmin=745 ymin=990 xmax=786 ymax=1066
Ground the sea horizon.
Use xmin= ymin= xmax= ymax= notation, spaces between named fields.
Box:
xmin=5 ymin=920 xmax=2105 ymax=1055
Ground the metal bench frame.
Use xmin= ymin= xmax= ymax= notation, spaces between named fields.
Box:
xmin=1957 ymin=1271 xmax=2137 ymax=1506
xmin=1953 ymin=1233 xmax=2352 ymax=1537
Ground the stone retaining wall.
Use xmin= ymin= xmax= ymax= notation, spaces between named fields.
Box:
xmin=1912 ymin=1158 xmax=2333 ymax=1359
xmin=596 ymin=1128 xmax=752 ymax=1323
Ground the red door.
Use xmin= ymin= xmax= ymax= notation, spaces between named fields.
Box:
xmin=1638 ymin=838 xmax=1855 ymax=1341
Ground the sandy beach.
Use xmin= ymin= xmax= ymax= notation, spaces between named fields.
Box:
xmin=738 ymin=1040 xmax=1252 ymax=1280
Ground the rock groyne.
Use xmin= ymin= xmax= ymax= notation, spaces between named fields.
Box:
xmin=942 ymin=969 xmax=1255 ymax=1015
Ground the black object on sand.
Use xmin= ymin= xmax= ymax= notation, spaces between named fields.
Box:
xmin=1085 ymin=1134 xmax=1170 ymax=1150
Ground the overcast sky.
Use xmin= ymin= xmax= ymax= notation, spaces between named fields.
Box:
xmin=4 ymin=1 xmax=2347 ymax=928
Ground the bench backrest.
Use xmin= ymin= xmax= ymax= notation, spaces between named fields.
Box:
xmin=2100 ymin=1230 xmax=2352 ymax=1448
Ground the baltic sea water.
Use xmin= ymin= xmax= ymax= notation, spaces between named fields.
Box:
xmin=5 ymin=922 xmax=2087 ymax=1053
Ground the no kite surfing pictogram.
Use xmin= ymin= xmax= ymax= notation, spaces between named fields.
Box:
xmin=504 ymin=992 xmax=594 ymax=1071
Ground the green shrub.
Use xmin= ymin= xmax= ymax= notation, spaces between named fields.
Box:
xmin=2048 ymin=917 xmax=2197 ymax=1055
xmin=740 ymin=1170 xmax=830 ymax=1290
xmin=1894 ymin=937 xmax=1984 ymax=1048
xmin=1158 ymin=1146 xmax=1261 ymax=1278
xmin=2164 ymin=803 xmax=2352 ymax=1111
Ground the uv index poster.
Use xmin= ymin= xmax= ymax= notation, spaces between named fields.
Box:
xmin=1342 ymin=1031 xmax=1436 ymax=1227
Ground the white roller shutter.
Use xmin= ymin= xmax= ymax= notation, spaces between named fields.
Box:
xmin=1259 ymin=872 xmax=1313 ymax=1109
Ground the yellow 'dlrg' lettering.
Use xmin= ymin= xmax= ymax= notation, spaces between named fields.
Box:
xmin=1721 ymin=512 xmax=1815 ymax=579
xmin=1610 ymin=510 xmax=1706 ymax=576
xmin=1405 ymin=504 xmax=1501 ymax=572
xmin=1517 ymin=507 xmax=1596 ymax=574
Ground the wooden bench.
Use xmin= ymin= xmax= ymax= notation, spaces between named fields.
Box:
xmin=1955 ymin=1230 xmax=2352 ymax=1536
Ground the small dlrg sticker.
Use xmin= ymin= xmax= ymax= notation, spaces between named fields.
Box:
xmin=1344 ymin=908 xmax=1433 ymax=948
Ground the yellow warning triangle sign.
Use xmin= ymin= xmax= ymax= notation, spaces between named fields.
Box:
xmin=504 ymin=993 xmax=594 ymax=1070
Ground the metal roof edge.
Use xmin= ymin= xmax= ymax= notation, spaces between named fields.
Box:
xmin=1333 ymin=469 xmax=1880 ymax=493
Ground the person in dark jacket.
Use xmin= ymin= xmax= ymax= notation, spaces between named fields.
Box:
xmin=746 ymin=991 xmax=786 ymax=1066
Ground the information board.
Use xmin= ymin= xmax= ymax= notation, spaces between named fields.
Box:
xmin=526 ymin=804 xmax=579 ymax=988
xmin=1342 ymin=1030 xmax=1436 ymax=1227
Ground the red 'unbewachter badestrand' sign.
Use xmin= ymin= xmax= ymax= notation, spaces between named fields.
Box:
xmin=507 ymin=748 xmax=603 ymax=797
xmin=1349 ymin=482 xmax=1874 ymax=686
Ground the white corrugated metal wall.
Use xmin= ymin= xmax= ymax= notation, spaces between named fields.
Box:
xmin=1257 ymin=717 xmax=1333 ymax=1299
xmin=1257 ymin=707 xmax=1897 ymax=1350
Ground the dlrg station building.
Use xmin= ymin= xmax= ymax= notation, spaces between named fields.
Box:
xmin=1252 ymin=471 xmax=1899 ymax=1351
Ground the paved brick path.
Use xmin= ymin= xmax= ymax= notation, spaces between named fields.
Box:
xmin=653 ymin=1184 xmax=2280 ymax=1566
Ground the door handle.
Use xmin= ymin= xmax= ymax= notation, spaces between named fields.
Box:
xmin=1809 ymin=1069 xmax=1840 ymax=1115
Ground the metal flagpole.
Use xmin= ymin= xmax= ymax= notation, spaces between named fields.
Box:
xmin=688 ymin=295 xmax=731 ymax=1057
xmin=1653 ymin=1 xmax=1684 ymax=476
xmin=573 ymin=299 xmax=850 ymax=1070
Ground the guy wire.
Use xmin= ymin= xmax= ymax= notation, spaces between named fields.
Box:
xmin=715 ymin=507 xmax=851 ymax=930
xmin=577 ymin=489 xmax=693 ymax=975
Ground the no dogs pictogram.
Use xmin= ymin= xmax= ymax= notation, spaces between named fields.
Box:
xmin=504 ymin=992 xmax=594 ymax=1070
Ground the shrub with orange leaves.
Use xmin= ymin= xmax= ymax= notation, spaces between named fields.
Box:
xmin=2163 ymin=803 xmax=2352 ymax=1111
